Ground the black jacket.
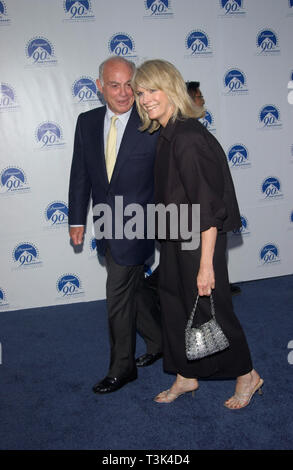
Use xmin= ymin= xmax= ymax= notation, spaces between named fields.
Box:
xmin=154 ymin=117 xmax=241 ymax=236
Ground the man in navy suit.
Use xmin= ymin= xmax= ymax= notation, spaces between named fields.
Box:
xmin=68 ymin=57 xmax=162 ymax=394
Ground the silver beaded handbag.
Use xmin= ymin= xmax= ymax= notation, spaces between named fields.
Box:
xmin=185 ymin=294 xmax=229 ymax=360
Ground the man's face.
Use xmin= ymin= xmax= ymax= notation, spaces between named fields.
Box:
xmin=96 ymin=61 xmax=134 ymax=115
xmin=194 ymin=88 xmax=205 ymax=108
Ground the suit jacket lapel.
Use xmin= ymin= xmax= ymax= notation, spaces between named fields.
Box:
xmin=109 ymin=106 xmax=141 ymax=187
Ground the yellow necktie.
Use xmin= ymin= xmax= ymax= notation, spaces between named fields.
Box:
xmin=105 ymin=115 xmax=118 ymax=181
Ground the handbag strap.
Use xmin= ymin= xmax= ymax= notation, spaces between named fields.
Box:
xmin=186 ymin=293 xmax=216 ymax=329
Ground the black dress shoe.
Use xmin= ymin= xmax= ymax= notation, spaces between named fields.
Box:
xmin=135 ymin=352 xmax=162 ymax=367
xmin=230 ymin=284 xmax=241 ymax=296
xmin=92 ymin=371 xmax=137 ymax=394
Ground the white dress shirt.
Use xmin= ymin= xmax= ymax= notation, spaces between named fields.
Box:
xmin=104 ymin=105 xmax=132 ymax=156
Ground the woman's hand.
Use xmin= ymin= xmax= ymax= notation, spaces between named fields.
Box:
xmin=197 ymin=264 xmax=215 ymax=296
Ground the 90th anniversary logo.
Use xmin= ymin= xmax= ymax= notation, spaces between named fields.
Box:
xmin=144 ymin=0 xmax=173 ymax=19
xmin=199 ymin=110 xmax=216 ymax=134
xmin=256 ymin=29 xmax=280 ymax=55
xmin=185 ymin=30 xmax=213 ymax=58
xmin=12 ymin=243 xmax=43 ymax=269
xmin=63 ymin=0 xmax=95 ymax=21
xmin=259 ymin=243 xmax=280 ymax=266
xmin=0 ymin=83 xmax=20 ymax=112
xmin=227 ymin=144 xmax=250 ymax=169
xmin=0 ymin=167 xmax=30 ymax=195
xmin=71 ymin=77 xmax=102 ymax=105
xmin=258 ymin=105 xmax=282 ymax=130
xmin=25 ymin=36 xmax=57 ymax=67
xmin=108 ymin=33 xmax=137 ymax=60
xmin=56 ymin=274 xmax=84 ymax=299
xmin=35 ymin=122 xmax=65 ymax=150
xmin=45 ymin=202 xmax=68 ymax=228
xmin=232 ymin=215 xmax=250 ymax=237
xmin=223 ymin=68 xmax=248 ymax=95
xmin=219 ymin=0 xmax=246 ymax=16
xmin=0 ymin=287 xmax=9 ymax=309
xmin=0 ymin=0 xmax=11 ymax=26
xmin=261 ymin=176 xmax=283 ymax=200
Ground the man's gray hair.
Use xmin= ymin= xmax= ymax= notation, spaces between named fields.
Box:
xmin=99 ymin=57 xmax=136 ymax=85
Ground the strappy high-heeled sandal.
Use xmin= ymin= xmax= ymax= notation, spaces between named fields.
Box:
xmin=154 ymin=387 xmax=198 ymax=403
xmin=224 ymin=378 xmax=264 ymax=409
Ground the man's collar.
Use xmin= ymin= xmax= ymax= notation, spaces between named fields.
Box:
xmin=105 ymin=105 xmax=133 ymax=124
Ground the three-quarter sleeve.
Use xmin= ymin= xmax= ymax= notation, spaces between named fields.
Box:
xmin=172 ymin=131 xmax=227 ymax=232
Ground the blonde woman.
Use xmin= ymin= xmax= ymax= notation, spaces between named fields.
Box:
xmin=132 ymin=59 xmax=263 ymax=409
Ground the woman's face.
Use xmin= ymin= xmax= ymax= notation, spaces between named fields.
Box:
xmin=136 ymin=86 xmax=174 ymax=127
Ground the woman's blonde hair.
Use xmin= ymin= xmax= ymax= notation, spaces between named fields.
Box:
xmin=131 ymin=59 xmax=203 ymax=133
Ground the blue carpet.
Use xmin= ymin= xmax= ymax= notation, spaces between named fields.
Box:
xmin=0 ymin=275 xmax=292 ymax=450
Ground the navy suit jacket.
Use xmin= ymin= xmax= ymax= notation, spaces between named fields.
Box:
xmin=68 ymin=105 xmax=158 ymax=265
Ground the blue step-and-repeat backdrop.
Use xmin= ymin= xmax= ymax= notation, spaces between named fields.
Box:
xmin=1 ymin=0 xmax=293 ymax=311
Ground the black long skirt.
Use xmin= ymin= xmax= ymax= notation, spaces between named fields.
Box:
xmin=158 ymin=233 xmax=253 ymax=379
